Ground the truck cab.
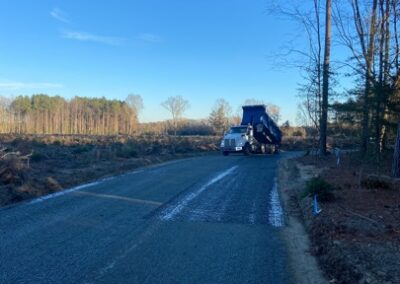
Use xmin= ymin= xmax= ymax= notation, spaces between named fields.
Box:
xmin=220 ymin=125 xmax=253 ymax=155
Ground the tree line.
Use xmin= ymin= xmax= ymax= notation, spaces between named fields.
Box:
xmin=0 ymin=94 xmax=281 ymax=137
xmin=0 ymin=94 xmax=142 ymax=135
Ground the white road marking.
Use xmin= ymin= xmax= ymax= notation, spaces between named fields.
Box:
xmin=160 ymin=165 xmax=239 ymax=221
xmin=27 ymin=170 xmax=143 ymax=205
xmin=268 ymin=177 xmax=284 ymax=227
xmin=28 ymin=180 xmax=107 ymax=205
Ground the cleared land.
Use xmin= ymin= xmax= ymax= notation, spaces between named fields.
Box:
xmin=0 ymin=134 xmax=219 ymax=206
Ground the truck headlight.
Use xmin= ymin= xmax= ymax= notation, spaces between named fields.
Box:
xmin=220 ymin=140 xmax=225 ymax=147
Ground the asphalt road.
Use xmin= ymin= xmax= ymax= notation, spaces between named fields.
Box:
xmin=0 ymin=153 xmax=295 ymax=284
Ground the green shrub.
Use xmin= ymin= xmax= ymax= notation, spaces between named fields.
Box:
xmin=302 ymin=176 xmax=335 ymax=202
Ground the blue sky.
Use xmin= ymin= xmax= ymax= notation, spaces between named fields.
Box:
xmin=0 ymin=0 xmax=314 ymax=124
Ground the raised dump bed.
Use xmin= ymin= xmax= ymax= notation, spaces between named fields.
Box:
xmin=241 ymin=105 xmax=282 ymax=145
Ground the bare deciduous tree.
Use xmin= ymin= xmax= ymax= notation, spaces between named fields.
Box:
xmin=269 ymin=1 xmax=327 ymax=151
xmin=334 ymin=0 xmax=378 ymax=155
xmin=126 ymin=94 xmax=144 ymax=116
xmin=161 ymin=96 xmax=190 ymax=135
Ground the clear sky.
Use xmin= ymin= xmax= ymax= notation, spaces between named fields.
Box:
xmin=0 ymin=0 xmax=308 ymax=124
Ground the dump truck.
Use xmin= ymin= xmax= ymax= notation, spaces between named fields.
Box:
xmin=220 ymin=105 xmax=282 ymax=155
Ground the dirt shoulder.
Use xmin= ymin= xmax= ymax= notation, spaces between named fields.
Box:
xmin=280 ymin=153 xmax=400 ymax=284
xmin=278 ymin=157 xmax=327 ymax=284
xmin=0 ymin=134 xmax=219 ymax=207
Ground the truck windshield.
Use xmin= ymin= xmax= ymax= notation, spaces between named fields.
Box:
xmin=229 ymin=127 xmax=247 ymax=134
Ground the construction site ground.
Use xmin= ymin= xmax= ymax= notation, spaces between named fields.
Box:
xmin=279 ymin=152 xmax=400 ymax=284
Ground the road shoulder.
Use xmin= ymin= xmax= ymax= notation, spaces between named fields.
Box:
xmin=278 ymin=158 xmax=327 ymax=284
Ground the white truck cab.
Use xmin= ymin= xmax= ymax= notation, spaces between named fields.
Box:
xmin=220 ymin=125 xmax=254 ymax=155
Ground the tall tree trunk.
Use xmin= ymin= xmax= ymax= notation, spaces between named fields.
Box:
xmin=393 ymin=119 xmax=400 ymax=177
xmin=319 ymin=0 xmax=332 ymax=155
xmin=361 ymin=0 xmax=378 ymax=156
xmin=375 ymin=0 xmax=391 ymax=159
xmin=375 ymin=0 xmax=385 ymax=158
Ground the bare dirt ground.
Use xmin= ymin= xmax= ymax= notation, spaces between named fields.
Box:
xmin=0 ymin=134 xmax=219 ymax=207
xmin=283 ymin=152 xmax=400 ymax=284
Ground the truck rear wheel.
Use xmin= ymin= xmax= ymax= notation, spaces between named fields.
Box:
xmin=244 ymin=144 xmax=251 ymax=155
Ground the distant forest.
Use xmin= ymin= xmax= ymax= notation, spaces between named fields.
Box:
xmin=0 ymin=94 xmax=283 ymax=137
xmin=0 ymin=94 xmax=139 ymax=135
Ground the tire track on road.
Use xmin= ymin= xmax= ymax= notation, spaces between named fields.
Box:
xmin=159 ymin=165 xmax=239 ymax=221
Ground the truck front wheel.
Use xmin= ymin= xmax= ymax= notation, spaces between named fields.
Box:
xmin=223 ymin=151 xmax=229 ymax=156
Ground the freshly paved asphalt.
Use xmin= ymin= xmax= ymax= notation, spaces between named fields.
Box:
xmin=0 ymin=153 xmax=295 ymax=284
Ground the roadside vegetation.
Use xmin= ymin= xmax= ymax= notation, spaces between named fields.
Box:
xmin=270 ymin=1 xmax=400 ymax=282
xmin=302 ymin=176 xmax=335 ymax=202
xmin=281 ymin=153 xmax=400 ymax=283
